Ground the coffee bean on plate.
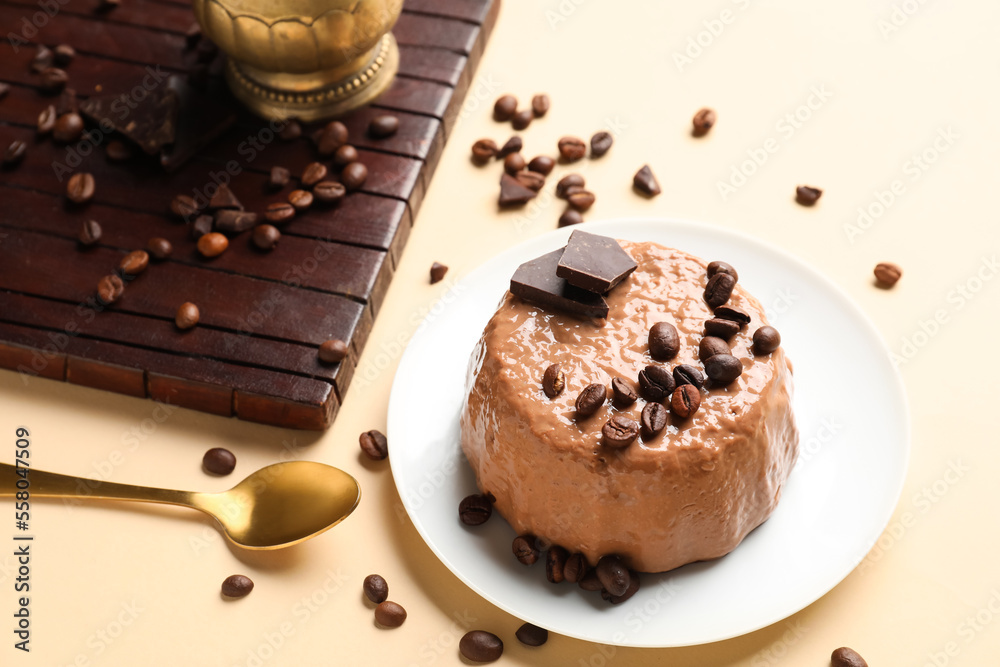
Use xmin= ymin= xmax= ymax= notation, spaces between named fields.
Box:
xmin=671 ymin=384 xmax=701 ymax=419
xmin=602 ymin=571 xmax=640 ymax=604
xmin=699 ymin=336 xmax=730 ymax=362
xmin=301 ymin=161 xmax=328 ymax=187
xmin=640 ymin=402 xmax=667 ymax=436
xmin=703 ymin=272 xmax=736 ymax=308
xmin=638 ymin=365 xmax=675 ymax=402
xmin=430 ymin=261 xmax=448 ymax=284
xmin=359 ymin=430 xmax=388 ymax=460
xmin=874 ymin=262 xmax=902 ymax=287
xmin=221 ymin=574 xmax=253 ymax=598
xmin=197 ymin=232 xmax=228 ymax=258
xmin=119 ymin=250 xmax=149 ymax=276
xmin=673 ymin=364 xmax=705 ymax=389
xmin=556 ymin=173 xmax=584 ymax=198
xmin=175 ymin=302 xmax=200 ymax=330
xmin=648 ymin=322 xmax=679 ymax=360
xmin=602 ymin=415 xmax=639 ymax=448
xmin=575 ymin=383 xmax=607 ymax=416
xmin=596 ymin=555 xmax=629 ymax=597
xmin=531 ymin=93 xmax=550 ymax=117
xmin=459 ymin=494 xmax=493 ymax=526
xmin=590 ymin=131 xmax=613 ymax=157
xmin=707 ymin=260 xmax=738 ymax=283
xmin=318 ymin=338 xmax=348 ymax=363
xmin=752 ymin=326 xmax=781 ymax=354
xmin=692 ymin=107 xmax=717 ymax=136
xmin=252 ymin=224 xmax=281 ymax=250
xmin=633 ymin=164 xmax=661 ymax=196
xmin=471 ymin=138 xmax=498 ymax=163
xmin=203 ymin=447 xmax=236 ymax=475
xmin=288 ymin=189 xmax=313 ymax=211
xmin=496 ymin=136 xmax=522 ymax=159
xmin=333 ymin=144 xmax=359 ymax=169
xmin=516 ymin=622 xmax=548 ymax=647
xmin=313 ymin=180 xmax=346 ymax=204
xmin=542 ymin=363 xmax=565 ymax=398
xmin=269 ymin=165 xmax=290 ymax=189
xmin=493 ymin=94 xmax=517 ymax=121
xmin=53 ymin=112 xmax=84 ymax=143
xmin=363 ymin=574 xmax=388 ymax=604
xmin=704 ymin=353 xmax=742 ymax=386
xmin=368 ymin=114 xmax=399 ymax=138
xmin=546 ymin=545 xmax=568 ymax=583
xmin=512 ymin=534 xmax=539 ymax=565
xmin=795 ymin=185 xmax=823 ymax=206
xmin=78 ymin=219 xmax=101 ymax=246
xmin=527 ymin=155 xmax=554 ymax=175
xmin=341 ymin=162 xmax=368 ymax=190
xmin=611 ymin=376 xmax=637 ymax=406
xmin=66 ymin=172 xmax=95 ymax=203
xmin=511 ymin=109 xmax=533 ymax=130
xmin=374 ymin=601 xmax=406 ymax=628
xmin=567 ymin=189 xmax=595 ymax=211
xmin=704 ymin=318 xmax=740 ymax=340
xmin=562 ymin=553 xmax=586 ymax=584
xmin=171 ymin=194 xmax=199 ymax=219
xmin=831 ymin=647 xmax=868 ymax=667
xmin=3 ymin=140 xmax=27 ymax=166
xmin=461 ymin=630 xmax=503 ymax=662
xmin=97 ymin=274 xmax=124 ymax=305
xmin=265 ymin=201 xmax=295 ymax=224
xmin=37 ymin=105 xmax=57 ymax=134
xmin=558 ymin=136 xmax=586 ymax=162
xmin=503 ymin=152 xmax=525 ymax=174
xmin=105 ymin=139 xmax=133 ymax=162
xmin=578 ymin=569 xmax=603 ymax=591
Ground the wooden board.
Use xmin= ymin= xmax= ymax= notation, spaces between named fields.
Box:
xmin=0 ymin=0 xmax=501 ymax=429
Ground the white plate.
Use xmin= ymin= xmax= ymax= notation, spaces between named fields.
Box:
xmin=387 ymin=218 xmax=909 ymax=647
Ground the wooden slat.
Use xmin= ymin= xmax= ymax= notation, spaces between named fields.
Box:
xmin=3 ymin=0 xmax=196 ymax=34
xmin=404 ymin=0 xmax=492 ymax=24
xmin=394 ymin=13 xmax=479 ymax=55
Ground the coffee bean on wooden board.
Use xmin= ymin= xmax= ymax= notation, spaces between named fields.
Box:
xmin=118 ymin=250 xmax=149 ymax=276
xmin=556 ymin=174 xmax=585 ymax=198
xmin=215 ymin=210 xmax=257 ymax=235
xmin=175 ymin=302 xmax=200 ymax=330
xmin=301 ymin=161 xmax=328 ymax=188
xmin=531 ymin=93 xmax=550 ymax=117
xmin=602 ymin=571 xmax=640 ymax=604
xmin=471 ymin=138 xmax=498 ymax=163
xmin=461 ymin=631 xmax=503 ymax=662
xmin=638 ymin=365 xmax=675 ymax=402
xmin=363 ymin=574 xmax=388 ymax=604
xmin=203 ymin=447 xmax=236 ymax=475
xmin=611 ymin=376 xmax=637 ymax=407
xmin=288 ymin=189 xmax=313 ymax=211
xmin=596 ymin=555 xmax=629 ymax=597
xmin=318 ymin=338 xmax=348 ymax=363
xmin=511 ymin=109 xmax=533 ymax=130
xmin=37 ymin=105 xmax=57 ymax=135
xmin=703 ymin=272 xmax=736 ymax=308
xmin=874 ymin=262 xmax=902 ymax=287
xmin=575 ymin=383 xmax=607 ymax=417
xmin=40 ymin=67 xmax=69 ymax=94
xmin=374 ymin=601 xmax=406 ymax=628
xmin=190 ymin=215 xmax=214 ymax=240
xmin=171 ymin=194 xmax=200 ymax=219
xmin=429 ymin=262 xmax=448 ymax=284
xmin=699 ymin=336 xmax=730 ymax=362
xmin=633 ymin=164 xmax=661 ymax=196
xmin=546 ymin=545 xmax=568 ymax=583
xmin=640 ymin=402 xmax=667 ymax=436
xmin=496 ymin=136 xmax=522 ymax=159
xmin=707 ymin=260 xmax=738 ymax=283
xmin=313 ymin=180 xmax=346 ymax=204
xmin=316 ymin=120 xmax=348 ymax=155
xmin=671 ymin=384 xmax=701 ymax=419
xmin=602 ymin=415 xmax=639 ymax=448
xmin=831 ymin=647 xmax=868 ymax=667
xmin=197 ymin=232 xmax=228 ymax=258
xmin=504 ymin=152 xmax=526 ymax=175
xmin=333 ymin=144 xmax=359 ymax=169
xmin=265 ymin=202 xmax=295 ymax=224
xmin=542 ymin=363 xmax=565 ymax=398
xmin=146 ymin=237 xmax=172 ymax=260
xmin=78 ymin=219 xmax=101 ymax=246
xmin=648 ymin=322 xmax=680 ymax=360
xmin=0 ymin=82 xmax=8 ymax=100
xmin=252 ymin=224 xmax=281 ymax=251
xmin=527 ymin=155 xmax=554 ymax=175
xmin=795 ymin=185 xmax=823 ymax=206
xmin=53 ymin=113 xmax=84 ymax=143
xmin=359 ymin=430 xmax=388 ymax=460
xmin=515 ymin=623 xmax=548 ymax=647
xmin=31 ymin=46 xmax=53 ymax=73
xmin=368 ymin=114 xmax=399 ymax=138
xmin=558 ymin=136 xmax=586 ymax=162
xmin=704 ymin=317 xmax=739 ymax=340
xmin=341 ymin=162 xmax=368 ymax=190
xmin=590 ymin=131 xmax=613 ymax=157
xmin=692 ymin=107 xmax=717 ymax=136
xmin=558 ymin=209 xmax=583 ymax=228
xmin=105 ymin=139 xmax=133 ymax=162
xmin=753 ymin=326 xmax=781 ymax=354
xmin=458 ymin=494 xmax=493 ymax=526
xmin=96 ymin=274 xmax=124 ymax=305
xmin=493 ymin=94 xmax=517 ymax=121
xmin=66 ymin=172 xmax=95 ymax=203
xmin=3 ymin=140 xmax=27 ymax=166
xmin=221 ymin=574 xmax=253 ymax=598
xmin=268 ymin=165 xmax=290 ymax=189
xmin=278 ymin=119 xmax=301 ymax=141
xmin=512 ymin=534 xmax=539 ymax=565
xmin=52 ymin=43 xmax=75 ymax=66
xmin=704 ymin=354 xmax=743 ymax=386
xmin=673 ymin=364 xmax=705 ymax=389
xmin=56 ymin=88 xmax=78 ymax=116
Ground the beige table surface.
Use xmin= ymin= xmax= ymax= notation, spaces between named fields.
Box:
xmin=4 ymin=1 xmax=1000 ymax=664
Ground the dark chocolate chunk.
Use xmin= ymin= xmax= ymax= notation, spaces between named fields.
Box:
xmin=510 ymin=249 xmax=609 ymax=318
xmin=498 ymin=173 xmax=539 ymax=207
xmin=556 ymin=230 xmax=637 ymax=294
xmin=633 ymin=164 xmax=661 ymax=196
xmin=80 ymin=84 xmax=178 ymax=156
xmin=208 ymin=183 xmax=243 ymax=211
xmin=214 ymin=210 xmax=257 ymax=235
xmin=160 ymin=77 xmax=236 ymax=171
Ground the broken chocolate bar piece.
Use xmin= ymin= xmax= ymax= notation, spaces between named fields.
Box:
xmin=208 ymin=183 xmax=242 ymax=211
xmin=160 ymin=76 xmax=236 ymax=172
xmin=80 ymin=85 xmax=178 ymax=155
xmin=499 ymin=173 xmax=538 ymax=207
xmin=511 ymin=249 xmax=609 ymax=318
xmin=556 ymin=230 xmax=637 ymax=294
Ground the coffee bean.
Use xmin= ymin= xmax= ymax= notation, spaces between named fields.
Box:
xmin=3 ymin=140 xmax=27 ymax=166
xmin=562 ymin=553 xmax=586 ymax=584
xmin=57 ymin=89 xmax=77 ymax=116
xmin=704 ymin=318 xmax=739 ymax=339
xmin=197 ymin=232 xmax=228 ymax=258
xmin=638 ymin=364 xmax=675 ymax=402
xmin=359 ymin=429 xmax=388 ymax=460
xmin=575 ymin=383 xmax=607 ymax=417
xmin=558 ymin=136 xmax=587 ymax=162
xmin=558 ymin=208 xmax=583 ymax=228
xmin=175 ymin=302 xmax=200 ymax=330
xmin=493 ymin=94 xmax=517 ymax=121
xmin=515 ymin=622 xmax=548 ymax=647
xmin=171 ymin=194 xmax=199 ymax=219
xmin=704 ymin=272 xmax=736 ymax=308
xmin=515 ymin=171 xmax=545 ymax=191
xmin=40 ymin=67 xmax=68 ymax=94
xmin=671 ymin=384 xmax=701 ymax=419
xmin=602 ymin=570 xmax=640 ymax=604
xmin=119 ymin=250 xmax=149 ymax=276
xmin=752 ymin=326 xmax=781 ymax=354
xmin=278 ymin=119 xmax=301 ymax=141
xmin=37 ymin=105 xmax=57 ymax=134
xmin=430 ymin=262 xmax=448 ymax=284
xmin=221 ymin=574 xmax=253 ymax=598
xmin=471 ymin=138 xmax=498 ymax=163
xmin=699 ymin=336 xmax=730 ymax=362
xmin=578 ymin=569 xmax=603 ymax=591
xmin=512 ymin=534 xmax=539 ymax=565
xmin=368 ymin=114 xmax=399 ymax=138
xmin=542 ymin=363 xmax=565 ymax=398
xmin=557 ymin=175 xmax=585 ymax=199
xmin=203 ymin=447 xmax=236 ymax=475
xmin=78 ymin=219 xmax=102 ymax=246
xmin=673 ymin=364 xmax=705 ymax=389
xmin=496 ymin=136 xmax=522 ymax=159
xmin=184 ymin=23 xmax=202 ymax=49
xmin=633 ymin=164 xmax=661 ymax=196
xmin=31 ymin=45 xmax=53 ymax=73
xmin=317 ymin=120 xmax=348 ymax=155
xmin=704 ymin=353 xmax=742 ymax=386
xmin=546 ymin=546 xmax=570 ymax=584
xmin=640 ymin=402 xmax=667 ymax=436
xmin=831 ymin=647 xmax=868 ymax=667
xmin=363 ymin=574 xmax=388 ymax=604
xmin=567 ymin=190 xmax=595 ymax=211
xmin=503 ymin=152 xmax=526 ymax=175
xmin=252 ymin=224 xmax=281 ymax=251
xmin=318 ymin=338 xmax=348 ymax=363
xmin=596 ymin=555 xmax=629 ymax=597
xmin=341 ymin=162 xmax=368 ymax=191
xmin=190 ymin=215 xmax=213 ymax=240
xmin=0 ymin=83 xmax=8 ymax=100
xmin=692 ymin=107 xmax=717 ymax=136
xmin=66 ymin=172 xmax=95 ymax=204
xmin=265 ymin=202 xmax=295 ymax=224
xmin=714 ymin=305 xmax=750 ymax=325
xmin=96 ymin=274 xmax=124 ymax=305
xmin=511 ymin=109 xmax=533 ymax=130
xmin=142 ymin=237 xmax=171 ymax=261
xmin=215 ymin=210 xmax=258 ymax=235
xmin=288 ymin=189 xmax=313 ymax=211
xmin=53 ymin=44 xmax=76 ymax=66
xmin=105 ymin=139 xmax=133 ymax=162
xmin=795 ymin=185 xmax=823 ymax=206
xmin=707 ymin=260 xmax=738 ymax=283
xmin=301 ymin=161 xmax=328 ymax=188
xmin=374 ymin=601 xmax=406 ymax=628
xmin=268 ymin=165 xmax=290 ymax=189
xmin=611 ymin=376 xmax=637 ymax=407
xmin=531 ymin=93 xmax=550 ymax=117
xmin=648 ymin=322 xmax=680 ymax=360
xmin=53 ymin=112 xmax=84 ymax=143
xmin=459 ymin=494 xmax=493 ymax=526
xmin=874 ymin=261 xmax=902 ymax=287
xmin=602 ymin=415 xmax=639 ymax=448
xmin=332 ymin=144 xmax=359 ymax=169
xmin=313 ymin=180 xmax=346 ymax=205
xmin=527 ymin=155 xmax=554 ymax=175
xmin=460 ymin=630 xmax=503 ymax=662
xmin=590 ymin=131 xmax=613 ymax=157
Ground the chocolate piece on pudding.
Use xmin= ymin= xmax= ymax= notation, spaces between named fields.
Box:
xmin=510 ymin=249 xmax=609 ymax=318
xmin=556 ymin=230 xmax=637 ymax=294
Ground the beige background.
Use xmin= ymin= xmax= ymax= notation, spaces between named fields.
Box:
xmin=4 ymin=0 xmax=1000 ymax=664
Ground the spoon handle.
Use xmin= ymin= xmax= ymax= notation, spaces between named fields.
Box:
xmin=0 ymin=463 xmax=194 ymax=507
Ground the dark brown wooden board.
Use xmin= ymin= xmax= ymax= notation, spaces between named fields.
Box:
xmin=0 ymin=0 xmax=501 ymax=429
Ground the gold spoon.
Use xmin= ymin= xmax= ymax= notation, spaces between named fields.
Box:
xmin=0 ymin=461 xmax=360 ymax=549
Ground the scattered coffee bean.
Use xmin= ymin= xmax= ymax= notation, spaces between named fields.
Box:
xmin=531 ymin=93 xmax=550 ymax=117
xmin=578 ymin=569 xmax=603 ymax=591
xmin=96 ymin=274 xmax=124 ymax=305
xmin=703 ymin=272 xmax=736 ymax=308
xmin=313 ymin=180 xmax=346 ymax=204
xmin=66 ymin=172 xmax=95 ymax=204
xmin=31 ymin=46 xmax=53 ymax=73
xmin=278 ymin=119 xmax=301 ymax=141
xmin=795 ymin=185 xmax=823 ymax=206
xmin=197 ymin=232 xmax=228 ymax=258
xmin=317 ymin=120 xmax=348 ymax=155
xmin=515 ymin=623 xmax=548 ymax=647
xmin=430 ymin=261 xmax=448 ymax=284
xmin=265 ymin=201 xmax=295 ymax=224
xmin=611 ymin=376 xmax=637 ymax=407
xmin=105 ymin=139 xmax=133 ymax=162
xmin=596 ymin=555 xmax=629 ymax=597
xmin=692 ymin=107 xmax=716 ymax=136
xmin=190 ymin=215 xmax=213 ymax=240
xmin=215 ymin=210 xmax=258 ymax=235
xmin=673 ymin=364 xmax=705 ymax=389
xmin=471 ymin=138 xmax=498 ymax=163
xmin=542 ymin=363 xmax=565 ymax=398
xmin=527 ymin=155 xmax=554 ymax=175
xmin=147 ymin=237 xmax=172 ymax=260
xmin=602 ymin=415 xmax=639 ymax=448
xmin=671 ymin=384 xmax=701 ymax=419
xmin=590 ymin=131 xmax=613 ymax=157
xmin=183 ymin=23 xmax=202 ymax=49
xmin=699 ymin=336 xmax=730 ymax=362
xmin=707 ymin=260 xmax=738 ymax=283
xmin=203 ymin=447 xmax=236 ymax=475
xmin=575 ymin=383 xmax=607 ymax=417
xmin=332 ymin=144 xmax=359 ymax=169
xmin=503 ymin=152 xmax=526 ymax=175
xmin=640 ymin=402 xmax=667 ymax=436
xmin=511 ymin=109 xmax=533 ymax=130
xmin=288 ymin=189 xmax=313 ymax=211
xmin=752 ymin=326 xmax=781 ymax=355
xmin=368 ymin=114 xmax=399 ymax=138
xmin=53 ymin=44 xmax=76 ymax=66
xmin=56 ymin=88 xmax=78 ymax=115
xmin=119 ymin=250 xmax=149 ymax=276
xmin=359 ymin=430 xmax=388 ymax=460
xmin=171 ymin=194 xmax=199 ymax=219
xmin=459 ymin=494 xmax=493 ymax=526
xmin=562 ymin=553 xmax=586 ymax=584
xmin=318 ymin=338 xmax=348 ymax=363
xmin=252 ymin=224 xmax=281 ymax=250
xmin=78 ymin=219 xmax=102 ymax=246
xmin=37 ymin=105 xmax=57 ymax=134
xmin=0 ymin=83 xmax=8 ymax=100
xmin=493 ymin=94 xmax=517 ymax=121
xmin=704 ymin=354 xmax=742 ymax=386
xmin=53 ymin=112 xmax=84 ymax=143
xmin=648 ymin=322 xmax=680 ymax=360
xmin=512 ymin=534 xmax=539 ymax=565
xmin=874 ymin=261 xmax=902 ymax=287
xmin=714 ymin=305 xmax=750 ymax=325
xmin=567 ymin=189 xmax=595 ymax=211
xmin=341 ymin=162 xmax=368 ymax=190
xmin=301 ymin=161 xmax=328 ymax=188
xmin=40 ymin=67 xmax=68 ymax=94
xmin=515 ymin=171 xmax=545 ymax=191
xmin=638 ymin=364 xmax=675 ymax=402
xmin=460 ymin=630 xmax=503 ymax=663
xmin=704 ymin=318 xmax=740 ymax=339
xmin=374 ymin=601 xmax=407 ymax=628
xmin=175 ymin=302 xmax=200 ymax=330
xmin=3 ymin=140 xmax=27 ymax=166
xmin=496 ymin=136 xmax=522 ymax=159
xmin=545 ymin=546 xmax=570 ymax=584
xmin=269 ymin=165 xmax=290 ymax=189
xmin=558 ymin=136 xmax=587 ymax=162
xmin=363 ymin=574 xmax=388 ymax=604
xmin=633 ymin=164 xmax=661 ymax=196
xmin=221 ymin=574 xmax=254 ymax=598
xmin=602 ymin=571 xmax=640 ymax=604
xmin=558 ymin=208 xmax=583 ymax=227
xmin=831 ymin=647 xmax=868 ymax=667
